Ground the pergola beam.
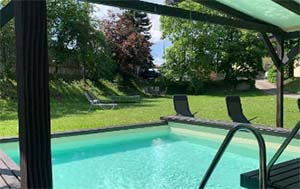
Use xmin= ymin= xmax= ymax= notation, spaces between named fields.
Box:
xmin=87 ymin=0 xmax=285 ymax=35
xmin=272 ymin=0 xmax=300 ymax=16
xmin=2 ymin=0 xmax=298 ymax=39
xmin=0 ymin=0 xmax=13 ymax=27
xmin=284 ymin=31 xmax=300 ymax=40
xmin=283 ymin=42 xmax=300 ymax=64
xmin=260 ymin=33 xmax=282 ymax=68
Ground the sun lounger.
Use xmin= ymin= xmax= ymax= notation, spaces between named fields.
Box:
xmin=225 ymin=96 xmax=254 ymax=123
xmin=173 ymin=95 xmax=198 ymax=117
xmin=84 ymin=92 xmax=117 ymax=111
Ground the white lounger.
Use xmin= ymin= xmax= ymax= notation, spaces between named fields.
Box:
xmin=84 ymin=92 xmax=117 ymax=111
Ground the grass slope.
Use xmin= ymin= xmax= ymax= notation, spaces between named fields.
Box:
xmin=0 ymin=79 xmax=299 ymax=137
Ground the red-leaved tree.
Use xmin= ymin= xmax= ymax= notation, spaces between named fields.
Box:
xmin=102 ymin=12 xmax=153 ymax=78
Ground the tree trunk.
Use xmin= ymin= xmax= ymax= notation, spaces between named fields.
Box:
xmin=82 ymin=63 xmax=86 ymax=84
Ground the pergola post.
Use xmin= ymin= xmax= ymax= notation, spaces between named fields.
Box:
xmin=14 ymin=0 xmax=53 ymax=188
xmin=260 ymin=33 xmax=286 ymax=128
xmin=275 ymin=37 xmax=284 ymax=128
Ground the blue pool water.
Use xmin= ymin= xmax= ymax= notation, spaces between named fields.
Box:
xmin=0 ymin=123 xmax=299 ymax=189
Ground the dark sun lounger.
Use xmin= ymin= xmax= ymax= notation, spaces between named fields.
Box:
xmin=173 ymin=95 xmax=198 ymax=117
xmin=225 ymin=96 xmax=255 ymax=124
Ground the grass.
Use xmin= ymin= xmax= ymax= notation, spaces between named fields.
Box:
xmin=285 ymin=78 xmax=300 ymax=93
xmin=0 ymin=79 xmax=299 ymax=137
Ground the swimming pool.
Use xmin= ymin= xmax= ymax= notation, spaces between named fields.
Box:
xmin=0 ymin=121 xmax=299 ymax=189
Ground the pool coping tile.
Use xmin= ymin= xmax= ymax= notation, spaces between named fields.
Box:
xmin=160 ymin=115 xmax=300 ymax=139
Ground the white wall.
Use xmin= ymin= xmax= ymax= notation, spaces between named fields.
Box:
xmin=294 ymin=66 xmax=300 ymax=77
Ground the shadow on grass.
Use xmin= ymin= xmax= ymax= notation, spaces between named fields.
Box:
xmin=92 ymin=80 xmax=120 ymax=96
xmin=202 ymin=89 xmax=271 ymax=98
xmin=2 ymin=89 xmax=269 ymax=121
xmin=50 ymin=98 xmax=161 ymax=119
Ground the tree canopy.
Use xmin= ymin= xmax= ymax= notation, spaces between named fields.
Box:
xmin=47 ymin=0 xmax=116 ymax=81
xmin=0 ymin=0 xmax=16 ymax=79
xmin=161 ymin=0 xmax=266 ymax=90
xmin=102 ymin=11 xmax=153 ymax=79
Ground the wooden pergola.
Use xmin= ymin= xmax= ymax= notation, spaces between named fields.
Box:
xmin=0 ymin=0 xmax=299 ymax=188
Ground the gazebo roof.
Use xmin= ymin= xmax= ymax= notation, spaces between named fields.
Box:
xmin=216 ymin=0 xmax=300 ymax=32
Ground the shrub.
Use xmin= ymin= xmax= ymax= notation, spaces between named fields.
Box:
xmin=267 ymin=67 xmax=277 ymax=83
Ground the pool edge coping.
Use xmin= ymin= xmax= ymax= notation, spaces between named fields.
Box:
xmin=0 ymin=121 xmax=167 ymax=143
xmin=1 ymin=117 xmax=299 ymax=143
xmin=160 ymin=115 xmax=300 ymax=139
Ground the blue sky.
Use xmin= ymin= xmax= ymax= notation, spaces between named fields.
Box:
xmin=91 ymin=0 xmax=171 ymax=65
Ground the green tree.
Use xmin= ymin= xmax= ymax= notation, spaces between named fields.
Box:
xmin=161 ymin=0 xmax=265 ymax=90
xmin=0 ymin=0 xmax=116 ymax=81
xmin=0 ymin=0 xmax=16 ymax=79
xmin=160 ymin=0 xmax=219 ymax=93
xmin=47 ymin=0 xmax=116 ymax=81
xmin=215 ymin=28 xmax=265 ymax=83
xmin=127 ymin=11 xmax=152 ymax=40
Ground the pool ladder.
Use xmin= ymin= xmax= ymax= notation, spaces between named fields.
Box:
xmin=198 ymin=122 xmax=300 ymax=189
xmin=266 ymin=122 xmax=300 ymax=179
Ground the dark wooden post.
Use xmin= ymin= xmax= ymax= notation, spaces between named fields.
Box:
xmin=14 ymin=0 xmax=53 ymax=188
xmin=275 ymin=37 xmax=284 ymax=128
xmin=260 ymin=33 xmax=285 ymax=128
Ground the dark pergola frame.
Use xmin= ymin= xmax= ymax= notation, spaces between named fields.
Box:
xmin=0 ymin=0 xmax=299 ymax=188
xmin=272 ymin=0 xmax=300 ymax=16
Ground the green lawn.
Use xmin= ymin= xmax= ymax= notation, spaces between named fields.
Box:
xmin=1 ymin=83 xmax=299 ymax=137
xmin=0 ymin=80 xmax=299 ymax=136
xmin=285 ymin=78 xmax=300 ymax=93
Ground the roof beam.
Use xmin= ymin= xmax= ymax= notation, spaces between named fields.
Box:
xmin=87 ymin=0 xmax=285 ymax=35
xmin=0 ymin=1 xmax=14 ymax=28
xmin=283 ymin=31 xmax=300 ymax=40
xmin=1 ymin=0 xmax=294 ymax=36
xmin=283 ymin=42 xmax=300 ymax=64
xmin=259 ymin=33 xmax=282 ymax=68
xmin=272 ymin=0 xmax=300 ymax=16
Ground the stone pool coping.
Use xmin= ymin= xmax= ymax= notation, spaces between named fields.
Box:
xmin=0 ymin=121 xmax=167 ymax=143
xmin=1 ymin=116 xmax=299 ymax=143
xmin=160 ymin=115 xmax=300 ymax=139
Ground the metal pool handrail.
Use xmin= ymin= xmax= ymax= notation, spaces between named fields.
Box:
xmin=267 ymin=121 xmax=300 ymax=179
xmin=199 ymin=124 xmax=267 ymax=189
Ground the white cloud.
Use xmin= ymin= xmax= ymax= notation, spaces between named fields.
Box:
xmin=143 ymin=0 xmax=165 ymax=5
xmin=154 ymin=57 xmax=165 ymax=65
xmin=144 ymin=0 xmax=165 ymax=43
